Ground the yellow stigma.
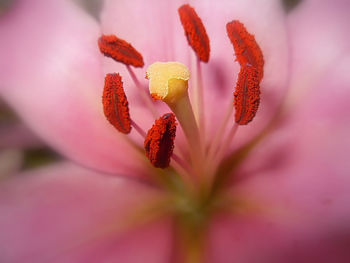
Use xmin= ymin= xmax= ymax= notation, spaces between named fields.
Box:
xmin=146 ymin=62 xmax=190 ymax=104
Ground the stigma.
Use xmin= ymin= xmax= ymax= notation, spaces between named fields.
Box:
xmin=146 ymin=62 xmax=190 ymax=105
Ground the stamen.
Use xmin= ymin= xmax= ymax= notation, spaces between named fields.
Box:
xmin=103 ymin=73 xmax=131 ymax=134
xmin=144 ymin=113 xmax=177 ymax=168
xmin=178 ymin=4 xmax=210 ymax=63
xmin=226 ymin=20 xmax=264 ymax=80
xmin=98 ymin=35 xmax=144 ymax=67
xmin=130 ymin=115 xmax=188 ymax=175
xmin=234 ymin=66 xmax=260 ymax=125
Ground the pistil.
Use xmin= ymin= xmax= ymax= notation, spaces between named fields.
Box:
xmin=146 ymin=62 xmax=204 ymax=178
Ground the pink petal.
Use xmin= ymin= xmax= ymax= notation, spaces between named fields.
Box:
xmin=207 ymin=56 xmax=350 ymax=262
xmin=0 ymin=123 xmax=43 ymax=148
xmin=208 ymin=212 xmax=350 ymax=263
xmin=0 ymin=162 xmax=173 ymax=263
xmin=287 ymin=0 xmax=350 ymax=103
xmin=0 ymin=0 xmax=153 ymax=177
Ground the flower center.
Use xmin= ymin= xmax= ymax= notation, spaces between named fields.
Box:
xmin=98 ymin=3 xmax=265 ymax=260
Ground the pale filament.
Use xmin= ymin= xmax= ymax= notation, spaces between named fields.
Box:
xmin=195 ymin=58 xmax=206 ymax=144
xmin=126 ymin=65 xmax=159 ymax=118
xmin=130 ymin=119 xmax=147 ymax=138
xmin=210 ymin=122 xmax=239 ymax=176
xmin=206 ymin=101 xmax=234 ymax=162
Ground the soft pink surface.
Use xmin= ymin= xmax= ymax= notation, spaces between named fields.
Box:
xmin=0 ymin=162 xmax=172 ymax=263
xmin=0 ymin=123 xmax=43 ymax=148
xmin=287 ymin=0 xmax=350 ymax=103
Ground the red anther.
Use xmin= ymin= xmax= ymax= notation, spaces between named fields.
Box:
xmin=103 ymin=73 xmax=131 ymax=134
xmin=178 ymin=4 xmax=210 ymax=62
xmin=144 ymin=113 xmax=177 ymax=168
xmin=98 ymin=35 xmax=144 ymax=67
xmin=226 ymin=20 xmax=264 ymax=81
xmin=234 ymin=66 xmax=260 ymax=125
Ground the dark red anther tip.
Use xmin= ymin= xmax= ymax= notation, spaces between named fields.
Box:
xmin=144 ymin=113 xmax=177 ymax=168
xmin=226 ymin=20 xmax=264 ymax=81
xmin=178 ymin=4 xmax=210 ymax=62
xmin=234 ymin=66 xmax=260 ymax=125
xmin=98 ymin=35 xmax=144 ymax=67
xmin=103 ymin=73 xmax=131 ymax=134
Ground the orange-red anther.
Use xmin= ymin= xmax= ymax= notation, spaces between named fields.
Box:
xmin=144 ymin=113 xmax=177 ymax=168
xmin=234 ymin=66 xmax=260 ymax=125
xmin=98 ymin=35 xmax=144 ymax=67
xmin=103 ymin=73 xmax=131 ymax=134
xmin=226 ymin=20 xmax=264 ymax=81
xmin=178 ymin=4 xmax=210 ymax=62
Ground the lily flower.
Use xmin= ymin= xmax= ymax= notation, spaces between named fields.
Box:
xmin=1 ymin=0 xmax=350 ymax=262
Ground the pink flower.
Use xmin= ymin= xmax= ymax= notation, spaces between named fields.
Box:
xmin=1 ymin=0 xmax=350 ymax=262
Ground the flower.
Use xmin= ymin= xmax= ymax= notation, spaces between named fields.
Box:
xmin=1 ymin=0 xmax=350 ymax=262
